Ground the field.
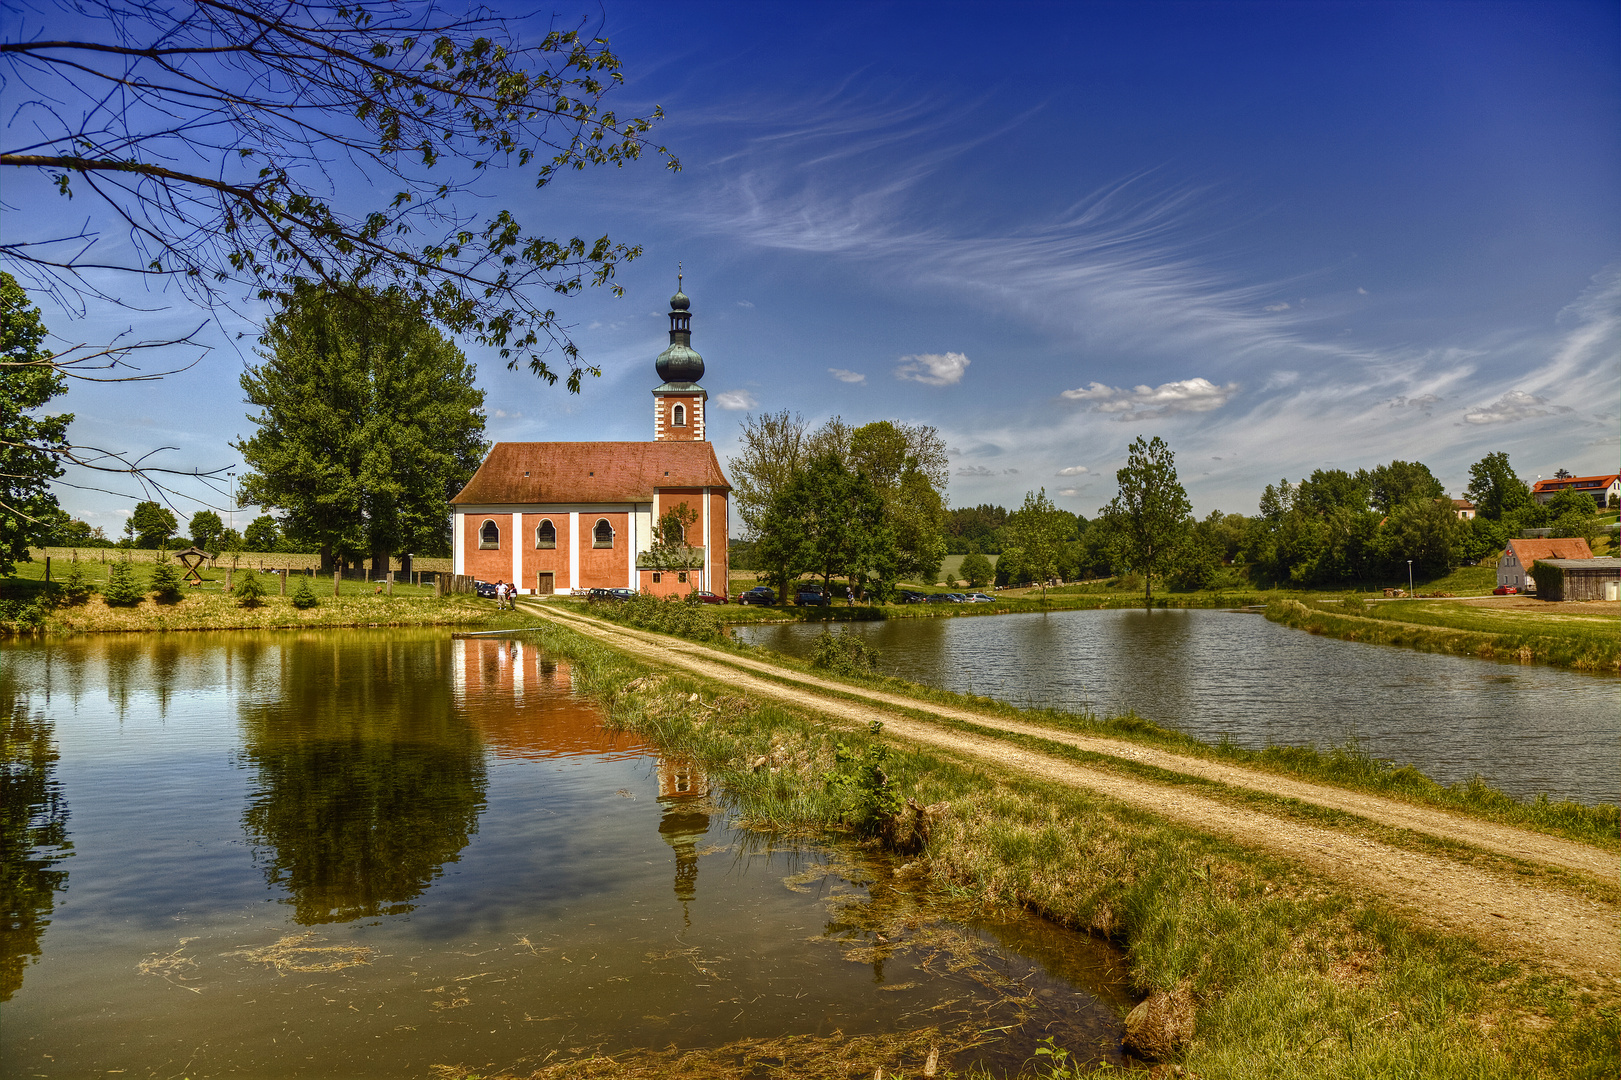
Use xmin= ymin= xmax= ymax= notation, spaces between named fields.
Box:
xmin=23 ymin=546 xmax=453 ymax=574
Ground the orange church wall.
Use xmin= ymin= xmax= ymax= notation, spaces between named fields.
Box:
xmin=462 ymin=513 xmax=512 ymax=584
xmin=520 ymin=513 xmax=572 ymax=592
xmin=578 ymin=511 xmax=632 ymax=588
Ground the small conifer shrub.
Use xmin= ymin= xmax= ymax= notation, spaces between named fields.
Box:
xmin=234 ymin=570 xmax=267 ymax=608
xmin=150 ymin=557 xmax=185 ymax=603
xmin=59 ymin=560 xmax=95 ymax=606
xmin=291 ymin=576 xmax=319 ymax=609
xmin=103 ymin=560 xmax=144 ymax=607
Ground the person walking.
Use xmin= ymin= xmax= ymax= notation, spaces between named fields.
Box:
xmin=494 ymin=579 xmax=507 ymax=609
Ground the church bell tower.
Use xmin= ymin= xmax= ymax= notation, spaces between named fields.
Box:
xmin=652 ymin=271 xmax=706 ymax=441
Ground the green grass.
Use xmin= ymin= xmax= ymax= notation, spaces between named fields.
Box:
xmin=2 ymin=567 xmax=527 ymax=635
xmin=504 ymin=618 xmax=1619 ymax=1080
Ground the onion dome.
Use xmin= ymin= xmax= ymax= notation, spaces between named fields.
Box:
xmin=655 ymin=273 xmax=704 ymax=387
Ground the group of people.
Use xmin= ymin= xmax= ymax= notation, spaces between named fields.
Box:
xmin=492 ymin=579 xmax=516 ymax=609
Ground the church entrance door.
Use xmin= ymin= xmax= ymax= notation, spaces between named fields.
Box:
xmin=535 ymin=572 xmax=555 ymax=595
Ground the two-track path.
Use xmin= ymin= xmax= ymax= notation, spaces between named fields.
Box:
xmin=517 ymin=600 xmax=1618 ymax=983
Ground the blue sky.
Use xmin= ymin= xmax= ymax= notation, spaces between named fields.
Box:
xmin=14 ymin=0 xmax=1620 ymax=534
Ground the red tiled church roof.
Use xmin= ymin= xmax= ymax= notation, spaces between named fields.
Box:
xmin=1504 ymin=538 xmax=1594 ymax=564
xmin=451 ymin=442 xmax=730 ymax=505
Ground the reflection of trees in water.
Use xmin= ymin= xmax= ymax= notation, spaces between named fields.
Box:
xmin=0 ymin=697 xmax=72 ymax=1001
xmin=238 ymin=638 xmax=486 ymax=924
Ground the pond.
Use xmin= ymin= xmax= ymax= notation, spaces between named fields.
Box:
xmin=732 ymin=608 xmax=1620 ymax=805
xmin=0 ymin=631 xmax=1134 ymax=1078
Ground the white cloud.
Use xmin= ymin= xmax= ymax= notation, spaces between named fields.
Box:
xmin=493 ymin=408 xmax=523 ymax=419
xmin=1261 ymin=370 xmax=1300 ymax=390
xmin=715 ymin=389 xmax=760 ymax=410
xmin=1057 ymin=486 xmax=1085 ymax=497
xmin=1462 ymin=390 xmax=1573 ymax=425
xmin=1061 ymin=377 xmax=1237 ymax=420
xmin=1357 ymin=287 xmax=1369 ymax=295
xmin=1263 ymin=302 xmax=1290 ymax=312
xmin=828 ymin=367 xmax=867 ymax=383
xmin=894 ymin=351 xmax=970 ymax=386
xmin=736 ymin=299 xmax=755 ymax=308
xmin=1056 ymin=465 xmax=1089 ymax=476
xmin=956 ymin=464 xmax=996 ymax=477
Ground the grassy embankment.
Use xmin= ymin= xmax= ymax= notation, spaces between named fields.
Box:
xmin=1266 ymin=596 xmax=1621 ymax=674
xmin=1 ymin=558 xmax=526 ymax=634
xmin=716 ymin=566 xmax=1501 ymax=626
xmin=482 ymin=616 xmax=1616 ymax=1080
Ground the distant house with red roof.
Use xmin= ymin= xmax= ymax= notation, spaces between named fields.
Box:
xmin=1451 ymin=499 xmax=1475 ymax=520
xmin=1531 ymin=473 xmax=1620 ymax=507
xmin=450 ymin=282 xmax=730 ymax=597
xmin=1497 ymin=538 xmax=1593 ymax=592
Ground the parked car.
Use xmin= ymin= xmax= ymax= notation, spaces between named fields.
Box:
xmin=1492 ymin=585 xmax=1518 ymax=595
xmin=692 ymin=590 xmax=728 ymax=604
xmin=963 ymin=592 xmax=995 ymax=603
xmin=586 ymin=587 xmax=635 ymax=602
xmin=475 ymin=580 xmax=497 ymax=598
xmin=893 ymin=589 xmax=927 ymax=604
xmin=795 ymin=586 xmax=830 ymax=606
xmin=924 ymin=592 xmax=960 ymax=603
xmin=738 ymin=586 xmax=776 ymax=605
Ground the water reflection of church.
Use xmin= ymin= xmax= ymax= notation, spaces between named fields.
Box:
xmin=656 ymin=755 xmax=711 ymax=915
xmin=452 ymin=636 xmax=714 ymax=914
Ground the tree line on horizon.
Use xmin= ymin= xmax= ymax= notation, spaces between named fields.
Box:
xmin=729 ymin=423 xmax=1612 ymax=600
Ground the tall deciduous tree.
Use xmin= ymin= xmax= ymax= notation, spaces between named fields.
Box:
xmin=1100 ymin=436 xmax=1192 ymax=603
xmin=235 ymin=285 xmax=488 ymax=572
xmin=1465 ymin=452 xmax=1533 ymax=521
xmin=0 ymin=272 xmax=69 ymax=574
xmin=128 ymin=501 xmax=178 ymax=550
xmin=781 ymin=453 xmax=888 ymax=600
xmin=848 ymin=420 xmax=948 ymax=584
xmin=1002 ymin=489 xmax=1070 ymax=602
xmin=188 ymin=511 xmax=225 ymax=552
xmin=728 ymin=411 xmax=811 ymax=539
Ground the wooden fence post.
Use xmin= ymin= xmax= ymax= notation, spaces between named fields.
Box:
xmin=386 ymin=572 xmax=393 ymax=596
xmin=333 ymin=571 xmax=341 ymax=597
xmin=279 ymin=570 xmax=288 ymax=596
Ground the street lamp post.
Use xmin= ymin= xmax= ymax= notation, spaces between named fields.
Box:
xmin=1407 ymin=559 xmax=1413 ymax=598
xmin=227 ymin=472 xmax=236 ymax=533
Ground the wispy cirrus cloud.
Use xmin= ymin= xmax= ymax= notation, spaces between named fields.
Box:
xmin=715 ymin=389 xmax=759 ymax=410
xmin=1056 ymin=465 xmax=1088 ymax=476
xmin=829 ymin=367 xmax=866 ymax=383
xmin=1062 ymin=377 xmax=1237 ymax=419
xmin=895 ymin=351 xmax=969 ymax=386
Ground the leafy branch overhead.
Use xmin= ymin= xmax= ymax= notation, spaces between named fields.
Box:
xmin=1 ymin=0 xmax=678 ymax=389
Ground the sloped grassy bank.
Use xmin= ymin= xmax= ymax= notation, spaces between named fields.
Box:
xmin=496 ymin=618 xmax=1615 ymax=1080
xmin=1266 ymin=598 xmax=1621 ymax=673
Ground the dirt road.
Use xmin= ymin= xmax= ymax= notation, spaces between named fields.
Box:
xmin=519 ymin=601 xmax=1619 ymax=983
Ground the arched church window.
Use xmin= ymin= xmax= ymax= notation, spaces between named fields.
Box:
xmin=535 ymin=519 xmax=556 ymax=549
xmin=672 ymin=404 xmax=686 ymax=427
xmin=479 ymin=519 xmax=500 ymax=549
xmin=593 ymin=518 xmax=615 ymax=548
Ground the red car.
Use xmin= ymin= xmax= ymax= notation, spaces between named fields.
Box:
xmin=692 ymin=590 xmax=728 ymax=604
xmin=1492 ymin=585 xmax=1518 ymax=595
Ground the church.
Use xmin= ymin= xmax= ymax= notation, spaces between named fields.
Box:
xmin=450 ymin=282 xmax=731 ymax=597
